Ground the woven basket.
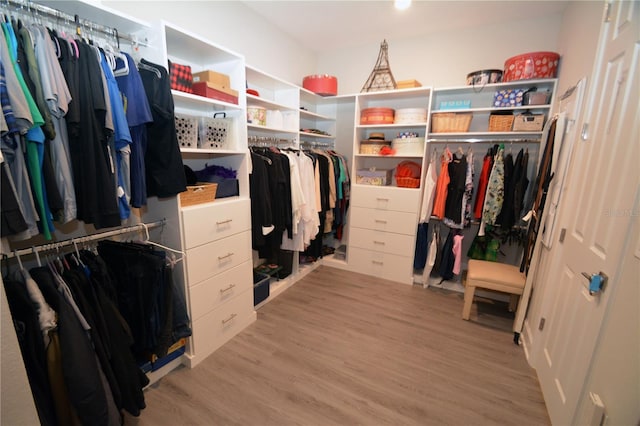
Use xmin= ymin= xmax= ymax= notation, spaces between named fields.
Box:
xmin=489 ymin=114 xmax=515 ymax=132
xmin=431 ymin=113 xmax=472 ymax=133
xmin=179 ymin=183 xmax=218 ymax=207
xmin=396 ymin=176 xmax=421 ymax=188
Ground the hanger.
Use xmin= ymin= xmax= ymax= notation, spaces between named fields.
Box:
xmin=32 ymin=246 xmax=42 ymax=267
xmin=139 ymin=222 xmax=185 ymax=265
xmin=137 ymin=61 xmax=161 ymax=79
xmin=113 ymin=50 xmax=129 ymax=76
xmin=13 ymin=250 xmax=24 ymax=271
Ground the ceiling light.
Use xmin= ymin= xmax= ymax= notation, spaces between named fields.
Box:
xmin=395 ymin=0 xmax=411 ymax=10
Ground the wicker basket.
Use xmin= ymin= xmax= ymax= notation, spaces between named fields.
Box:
xmin=489 ymin=114 xmax=515 ymax=132
xmin=431 ymin=113 xmax=472 ymax=133
xmin=179 ymin=183 xmax=218 ymax=207
xmin=396 ymin=176 xmax=421 ymax=188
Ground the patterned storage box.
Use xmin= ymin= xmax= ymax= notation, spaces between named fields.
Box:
xmin=198 ymin=113 xmax=231 ymax=149
xmin=493 ymin=89 xmax=525 ymax=107
xmin=356 ymin=168 xmax=392 ymax=186
xmin=175 ymin=114 xmax=198 ymax=148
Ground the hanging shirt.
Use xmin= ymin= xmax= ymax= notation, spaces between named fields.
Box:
xmin=419 ymin=155 xmax=438 ymax=223
xmin=482 ymin=148 xmax=505 ymax=226
xmin=431 ymin=148 xmax=452 ymax=220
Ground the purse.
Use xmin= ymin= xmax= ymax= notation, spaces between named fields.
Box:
xmin=168 ymin=60 xmax=194 ymax=93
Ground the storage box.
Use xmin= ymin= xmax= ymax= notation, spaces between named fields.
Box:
xmin=179 ymin=182 xmax=218 ymax=207
xmin=253 ymin=272 xmax=270 ymax=306
xmin=356 ymin=168 xmax=392 ymax=186
xmin=396 ymin=79 xmax=422 ymax=89
xmin=493 ymin=88 xmax=525 ymax=107
xmin=302 ymin=74 xmax=338 ymax=96
xmin=489 ymin=114 xmax=515 ymax=132
xmin=360 ymin=107 xmax=394 ymax=125
xmin=360 ymin=140 xmax=391 ymax=154
xmin=512 ymin=114 xmax=544 ymax=131
xmin=391 ymin=137 xmax=425 ymax=155
xmin=198 ymin=113 xmax=231 ymax=149
xmin=192 ymin=70 xmax=230 ymax=88
xmin=192 ymin=82 xmax=238 ymax=104
xmin=439 ymin=100 xmax=471 ymax=110
xmin=175 ymin=114 xmax=198 ymax=148
xmin=394 ymin=108 xmax=427 ymax=124
xmin=151 ymin=338 xmax=186 ymax=371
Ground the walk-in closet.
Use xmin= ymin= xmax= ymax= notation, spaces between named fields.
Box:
xmin=1 ymin=1 xmax=637 ymax=425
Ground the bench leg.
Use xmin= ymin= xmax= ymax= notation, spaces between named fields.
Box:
xmin=462 ymin=285 xmax=475 ymax=320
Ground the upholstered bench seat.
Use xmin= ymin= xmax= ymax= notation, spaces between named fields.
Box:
xmin=462 ymin=259 xmax=526 ymax=321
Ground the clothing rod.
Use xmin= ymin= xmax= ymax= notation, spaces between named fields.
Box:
xmin=4 ymin=0 xmax=149 ymax=47
xmin=4 ymin=219 xmax=165 ymax=259
xmin=427 ymin=138 xmax=540 ymax=144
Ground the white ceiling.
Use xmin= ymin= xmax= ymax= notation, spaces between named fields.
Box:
xmin=241 ymin=0 xmax=569 ymax=54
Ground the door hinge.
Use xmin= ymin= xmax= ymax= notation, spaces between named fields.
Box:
xmin=539 ymin=317 xmax=546 ymax=331
xmin=604 ymin=2 xmax=611 ymax=22
xmin=559 ymin=228 xmax=566 ymax=243
xmin=581 ymin=123 xmax=590 ymax=140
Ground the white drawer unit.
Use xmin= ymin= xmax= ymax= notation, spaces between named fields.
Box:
xmin=350 ymin=206 xmax=417 ymax=236
xmin=181 ymin=199 xmax=251 ymax=249
xmin=188 ymin=288 xmax=255 ymax=366
xmin=350 ymin=183 xmax=421 ymax=213
xmin=188 ymin=261 xmax=253 ymax=321
xmin=184 ymin=231 xmax=251 ymax=285
xmin=349 ymin=227 xmax=415 ymax=255
xmin=348 ymin=247 xmax=414 ymax=285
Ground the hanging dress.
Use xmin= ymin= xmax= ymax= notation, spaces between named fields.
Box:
xmin=482 ymin=147 xmax=505 ymax=226
xmin=431 ymin=147 xmax=452 ymax=220
xmin=473 ymin=149 xmax=493 ymax=219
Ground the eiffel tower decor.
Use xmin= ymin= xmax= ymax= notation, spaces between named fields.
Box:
xmin=361 ymin=40 xmax=397 ymax=92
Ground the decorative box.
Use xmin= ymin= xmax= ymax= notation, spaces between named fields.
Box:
xmin=192 ymin=70 xmax=231 ymax=88
xmin=360 ymin=107 xmax=395 ymax=125
xmin=503 ymin=51 xmax=560 ymax=82
xmin=391 ymin=137 xmax=425 ymax=155
xmin=396 ymin=79 xmax=422 ymax=89
xmin=356 ymin=168 xmax=392 ymax=186
xmin=512 ymin=114 xmax=545 ymax=131
xmin=493 ymin=88 xmax=525 ymax=107
xmin=439 ymin=100 xmax=471 ymax=110
xmin=302 ymin=74 xmax=338 ymax=96
xmin=192 ymin=82 xmax=239 ymax=104
xmin=394 ymin=108 xmax=427 ymax=124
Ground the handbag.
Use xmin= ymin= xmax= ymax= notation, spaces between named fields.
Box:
xmin=168 ymin=60 xmax=194 ymax=93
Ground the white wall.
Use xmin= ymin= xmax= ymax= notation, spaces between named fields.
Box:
xmin=103 ymin=0 xmax=317 ymax=85
xmin=317 ymin=14 xmax=563 ymax=93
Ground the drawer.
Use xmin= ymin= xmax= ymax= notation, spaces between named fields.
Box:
xmin=350 ymin=206 xmax=417 ymax=235
xmin=188 ymin=261 xmax=252 ymax=321
xmin=185 ymin=231 xmax=251 ymax=285
xmin=182 ymin=199 xmax=251 ymax=249
xmin=348 ymin=246 xmax=414 ymax=285
xmin=349 ymin=227 xmax=415 ymax=256
xmin=350 ymin=186 xmax=420 ymax=213
xmin=189 ymin=288 xmax=254 ymax=359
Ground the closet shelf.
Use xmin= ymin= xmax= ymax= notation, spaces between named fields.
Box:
xmin=427 ymin=131 xmax=543 ymax=141
xmin=172 ymin=90 xmax=242 ymax=111
xmin=247 ymin=124 xmax=298 ymax=134
xmin=434 ymin=105 xmax=551 ymax=113
xmin=354 ymin=153 xmax=423 ymax=159
xmin=300 ymin=109 xmax=335 ymax=121
xmin=179 ymin=148 xmax=245 ymax=155
xmin=300 ymin=131 xmax=333 ymax=139
xmin=247 ymin=94 xmax=297 ymax=111
xmin=357 ymin=123 xmax=429 ymax=129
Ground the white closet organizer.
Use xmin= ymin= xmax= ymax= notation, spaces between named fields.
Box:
xmin=245 ymin=66 xmax=339 ymax=302
xmin=142 ymin=22 xmax=256 ymax=368
xmin=347 ymin=88 xmax=432 ymax=285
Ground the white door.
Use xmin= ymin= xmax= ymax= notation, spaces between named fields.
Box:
xmin=535 ymin=1 xmax=639 ymax=425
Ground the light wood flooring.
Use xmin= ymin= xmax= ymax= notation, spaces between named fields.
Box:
xmin=125 ymin=266 xmax=550 ymax=426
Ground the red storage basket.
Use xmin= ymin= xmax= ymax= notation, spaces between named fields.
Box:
xmin=503 ymin=51 xmax=560 ymax=82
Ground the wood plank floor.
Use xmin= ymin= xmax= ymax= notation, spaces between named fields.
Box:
xmin=125 ymin=266 xmax=550 ymax=426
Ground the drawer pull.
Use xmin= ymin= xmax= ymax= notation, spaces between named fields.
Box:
xmin=218 ymin=252 xmax=234 ymax=260
xmin=373 ymin=240 xmax=385 ymax=245
xmin=374 ymin=219 xmax=387 ymax=224
xmin=216 ymin=219 xmax=233 ymax=225
xmin=219 ymin=283 xmax=236 ymax=293
xmin=221 ymin=313 xmax=237 ymax=325
xmin=376 ymin=197 xmax=389 ymax=201
xmin=372 ymin=260 xmax=384 ymax=265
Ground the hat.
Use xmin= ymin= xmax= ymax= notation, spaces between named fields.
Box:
xmin=367 ymin=132 xmax=385 ymax=140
